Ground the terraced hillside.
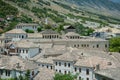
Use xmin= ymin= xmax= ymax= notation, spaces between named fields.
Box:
xmin=0 ymin=0 xmax=120 ymax=33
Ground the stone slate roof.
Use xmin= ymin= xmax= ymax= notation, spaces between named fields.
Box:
xmin=65 ymin=32 xmax=80 ymax=36
xmin=34 ymin=68 xmax=54 ymax=80
xmin=41 ymin=29 xmax=58 ymax=34
xmin=53 ymin=52 xmax=79 ymax=62
xmin=64 ymin=25 xmax=75 ymax=29
xmin=6 ymin=29 xmax=26 ymax=34
xmin=36 ymin=57 xmax=54 ymax=64
xmin=7 ymin=40 xmax=39 ymax=48
xmin=95 ymin=67 xmax=120 ymax=80
xmin=75 ymin=56 xmax=116 ymax=69
xmin=0 ymin=55 xmax=38 ymax=71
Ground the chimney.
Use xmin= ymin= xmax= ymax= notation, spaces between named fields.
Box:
xmin=16 ymin=63 xmax=20 ymax=68
xmin=81 ymin=53 xmax=83 ymax=56
xmin=107 ymin=62 xmax=112 ymax=66
xmin=96 ymin=64 xmax=100 ymax=70
xmin=109 ymin=52 xmax=112 ymax=55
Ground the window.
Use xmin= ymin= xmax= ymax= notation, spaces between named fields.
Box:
xmin=64 ymin=71 xmax=67 ymax=74
xmin=84 ymin=44 xmax=86 ymax=47
xmin=26 ymin=50 xmax=28 ymax=53
xmin=22 ymin=35 xmax=24 ymax=39
xmin=68 ymin=63 xmax=70 ymax=67
xmin=64 ymin=63 xmax=66 ymax=67
xmin=105 ymin=44 xmax=107 ymax=48
xmin=86 ymin=69 xmax=89 ymax=75
xmin=75 ymin=67 xmax=77 ymax=72
xmin=51 ymin=66 xmax=52 ymax=69
xmin=87 ymin=44 xmax=89 ymax=47
xmin=20 ymin=50 xmax=21 ymax=53
xmin=97 ymin=44 xmax=99 ymax=48
xmin=56 ymin=69 xmax=58 ymax=72
xmin=74 ymin=45 xmax=76 ymax=47
xmin=0 ymin=70 xmax=3 ymax=75
xmin=32 ymin=71 xmax=34 ymax=76
xmin=79 ymin=68 xmax=81 ymax=72
xmin=56 ymin=62 xmax=57 ymax=66
xmin=79 ymin=77 xmax=81 ymax=80
xmin=68 ymin=71 xmax=70 ymax=74
xmin=81 ymin=44 xmax=83 ymax=47
xmin=23 ymin=50 xmax=24 ymax=53
xmin=59 ymin=62 xmax=61 ymax=66
xmin=87 ymin=78 xmax=89 ymax=80
xmin=59 ymin=70 xmax=61 ymax=73
xmin=47 ymin=65 xmax=48 ymax=68
xmin=6 ymin=70 xmax=10 ymax=76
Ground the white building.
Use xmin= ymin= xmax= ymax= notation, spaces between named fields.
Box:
xmin=33 ymin=49 xmax=117 ymax=80
xmin=41 ymin=29 xmax=60 ymax=39
xmin=5 ymin=40 xmax=40 ymax=59
xmin=15 ymin=23 xmax=39 ymax=32
xmin=36 ymin=57 xmax=54 ymax=70
xmin=5 ymin=29 xmax=27 ymax=42
xmin=94 ymin=27 xmax=120 ymax=39
xmin=0 ymin=55 xmax=38 ymax=79
xmin=26 ymin=29 xmax=109 ymax=52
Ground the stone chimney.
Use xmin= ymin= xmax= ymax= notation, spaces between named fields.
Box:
xmin=96 ymin=64 xmax=100 ymax=70
xmin=107 ymin=62 xmax=112 ymax=66
xmin=16 ymin=63 xmax=20 ymax=68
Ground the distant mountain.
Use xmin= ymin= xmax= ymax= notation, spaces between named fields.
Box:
xmin=111 ymin=0 xmax=120 ymax=3
xmin=2 ymin=0 xmax=120 ymax=25
xmin=63 ymin=0 xmax=120 ymax=19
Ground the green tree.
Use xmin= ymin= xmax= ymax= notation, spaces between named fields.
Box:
xmin=109 ymin=37 xmax=120 ymax=52
xmin=37 ymin=27 xmax=42 ymax=32
xmin=24 ymin=70 xmax=30 ymax=80
xmin=44 ymin=24 xmax=52 ymax=29
xmin=25 ymin=29 xmax=34 ymax=33
xmin=54 ymin=73 xmax=79 ymax=80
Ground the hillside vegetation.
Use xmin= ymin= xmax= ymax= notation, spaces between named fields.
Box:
xmin=0 ymin=0 xmax=120 ymax=33
xmin=0 ymin=0 xmax=18 ymax=18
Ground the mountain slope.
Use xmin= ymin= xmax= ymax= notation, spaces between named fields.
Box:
xmin=2 ymin=0 xmax=120 ymax=25
xmin=61 ymin=0 xmax=120 ymax=19
xmin=111 ymin=0 xmax=120 ymax=3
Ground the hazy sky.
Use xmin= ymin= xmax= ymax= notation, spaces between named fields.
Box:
xmin=111 ymin=0 xmax=120 ymax=2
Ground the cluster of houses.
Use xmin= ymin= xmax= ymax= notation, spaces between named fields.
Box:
xmin=92 ymin=27 xmax=120 ymax=39
xmin=0 ymin=23 xmax=120 ymax=80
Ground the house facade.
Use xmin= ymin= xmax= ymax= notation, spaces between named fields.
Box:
xmin=34 ymin=51 xmax=116 ymax=80
xmin=0 ymin=56 xmax=38 ymax=79
xmin=5 ymin=29 xmax=27 ymax=42
xmin=41 ymin=29 xmax=60 ymax=39
xmin=5 ymin=40 xmax=40 ymax=59
xmin=15 ymin=23 xmax=39 ymax=32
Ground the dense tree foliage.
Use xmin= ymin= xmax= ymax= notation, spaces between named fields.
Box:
xmin=54 ymin=73 xmax=79 ymax=80
xmin=75 ymin=23 xmax=94 ymax=36
xmin=31 ymin=7 xmax=64 ymax=23
xmin=109 ymin=37 xmax=120 ymax=52
xmin=0 ymin=0 xmax=18 ymax=18
xmin=10 ymin=0 xmax=30 ymax=3
xmin=25 ymin=29 xmax=34 ymax=33
xmin=37 ymin=27 xmax=42 ymax=32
